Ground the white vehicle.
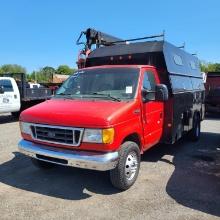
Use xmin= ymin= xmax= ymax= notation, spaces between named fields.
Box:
xmin=0 ymin=77 xmax=21 ymax=114
xmin=28 ymin=83 xmax=41 ymax=89
xmin=0 ymin=73 xmax=52 ymax=117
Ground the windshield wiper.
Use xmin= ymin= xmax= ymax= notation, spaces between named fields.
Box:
xmin=55 ymin=93 xmax=75 ymax=99
xmin=91 ymin=92 xmax=121 ymax=102
xmin=56 ymin=92 xmax=68 ymax=95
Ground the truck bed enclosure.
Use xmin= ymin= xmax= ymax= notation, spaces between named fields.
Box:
xmin=86 ymin=41 xmax=203 ymax=91
xmin=85 ymin=40 xmax=205 ymax=144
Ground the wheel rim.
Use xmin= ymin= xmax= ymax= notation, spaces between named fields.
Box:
xmin=125 ymin=151 xmax=138 ymax=181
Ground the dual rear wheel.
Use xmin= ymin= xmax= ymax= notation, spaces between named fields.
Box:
xmin=189 ymin=114 xmax=201 ymax=141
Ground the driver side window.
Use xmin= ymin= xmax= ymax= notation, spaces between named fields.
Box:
xmin=143 ymin=71 xmax=156 ymax=100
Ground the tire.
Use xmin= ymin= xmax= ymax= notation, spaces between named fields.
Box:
xmin=31 ymin=158 xmax=55 ymax=169
xmin=189 ymin=114 xmax=201 ymax=141
xmin=11 ymin=111 xmax=20 ymax=118
xmin=110 ymin=141 xmax=140 ymax=190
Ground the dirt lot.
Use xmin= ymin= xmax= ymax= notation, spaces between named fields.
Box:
xmin=0 ymin=113 xmax=220 ymax=220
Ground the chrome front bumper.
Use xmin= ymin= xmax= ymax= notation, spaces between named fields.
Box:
xmin=18 ymin=140 xmax=119 ymax=171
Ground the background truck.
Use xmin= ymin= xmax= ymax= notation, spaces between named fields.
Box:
xmin=205 ymin=72 xmax=220 ymax=113
xmin=18 ymin=29 xmax=205 ymax=190
xmin=0 ymin=73 xmax=52 ymax=117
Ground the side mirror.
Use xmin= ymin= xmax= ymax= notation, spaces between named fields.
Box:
xmin=155 ymin=84 xmax=168 ymax=101
xmin=142 ymin=89 xmax=155 ymax=102
xmin=0 ymin=86 xmax=4 ymax=94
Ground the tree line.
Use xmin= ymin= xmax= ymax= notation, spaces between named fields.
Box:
xmin=0 ymin=64 xmax=77 ymax=83
xmin=200 ymin=62 xmax=220 ymax=72
xmin=0 ymin=62 xmax=220 ymax=83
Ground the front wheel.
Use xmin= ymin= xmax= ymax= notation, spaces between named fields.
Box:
xmin=110 ymin=141 xmax=140 ymax=190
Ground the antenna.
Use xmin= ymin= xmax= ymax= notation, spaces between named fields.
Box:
xmin=162 ymin=30 xmax=165 ymax=41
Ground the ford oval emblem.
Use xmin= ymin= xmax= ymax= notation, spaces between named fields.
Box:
xmin=48 ymin=131 xmax=56 ymax=138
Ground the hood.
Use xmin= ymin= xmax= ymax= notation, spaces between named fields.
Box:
xmin=20 ymin=98 xmax=139 ymax=127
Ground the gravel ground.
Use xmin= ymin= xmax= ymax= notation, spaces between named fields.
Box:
xmin=0 ymin=113 xmax=220 ymax=220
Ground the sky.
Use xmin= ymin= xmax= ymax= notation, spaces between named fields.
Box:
xmin=0 ymin=0 xmax=219 ymax=73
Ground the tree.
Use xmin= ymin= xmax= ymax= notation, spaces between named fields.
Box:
xmin=211 ymin=63 xmax=220 ymax=72
xmin=36 ymin=66 xmax=56 ymax=82
xmin=56 ymin=65 xmax=75 ymax=75
xmin=27 ymin=71 xmax=37 ymax=82
xmin=0 ymin=64 xmax=26 ymax=74
xmin=200 ymin=62 xmax=220 ymax=72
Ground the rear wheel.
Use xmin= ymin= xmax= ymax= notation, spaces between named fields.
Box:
xmin=189 ymin=114 xmax=201 ymax=141
xmin=31 ymin=158 xmax=55 ymax=169
xmin=110 ymin=141 xmax=140 ymax=190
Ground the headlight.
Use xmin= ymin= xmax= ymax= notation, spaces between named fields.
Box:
xmin=83 ymin=128 xmax=114 ymax=144
xmin=83 ymin=129 xmax=102 ymax=143
xmin=20 ymin=122 xmax=32 ymax=135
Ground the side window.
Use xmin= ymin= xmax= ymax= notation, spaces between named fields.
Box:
xmin=143 ymin=71 xmax=156 ymax=100
xmin=0 ymin=80 xmax=14 ymax=92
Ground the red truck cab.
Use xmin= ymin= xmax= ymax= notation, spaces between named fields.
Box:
xmin=18 ymin=29 xmax=204 ymax=190
xmin=19 ymin=65 xmax=168 ymax=189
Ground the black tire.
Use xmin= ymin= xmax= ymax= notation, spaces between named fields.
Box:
xmin=31 ymin=158 xmax=55 ymax=169
xmin=189 ymin=114 xmax=201 ymax=141
xmin=110 ymin=141 xmax=140 ymax=190
xmin=11 ymin=111 xmax=20 ymax=118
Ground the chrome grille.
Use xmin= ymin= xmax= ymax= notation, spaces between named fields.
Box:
xmin=31 ymin=124 xmax=83 ymax=146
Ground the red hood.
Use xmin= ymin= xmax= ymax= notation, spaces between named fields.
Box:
xmin=20 ymin=98 xmax=139 ymax=128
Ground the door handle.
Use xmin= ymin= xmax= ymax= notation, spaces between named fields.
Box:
xmin=160 ymin=112 xmax=163 ymax=119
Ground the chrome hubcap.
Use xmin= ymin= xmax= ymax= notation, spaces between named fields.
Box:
xmin=125 ymin=151 xmax=138 ymax=181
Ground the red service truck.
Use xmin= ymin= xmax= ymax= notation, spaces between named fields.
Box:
xmin=205 ymin=72 xmax=220 ymax=113
xmin=18 ymin=29 xmax=205 ymax=190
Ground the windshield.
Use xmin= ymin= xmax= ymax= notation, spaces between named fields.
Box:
xmin=0 ymin=79 xmax=14 ymax=92
xmin=55 ymin=68 xmax=140 ymax=101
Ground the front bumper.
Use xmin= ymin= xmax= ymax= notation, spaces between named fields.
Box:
xmin=18 ymin=140 xmax=119 ymax=171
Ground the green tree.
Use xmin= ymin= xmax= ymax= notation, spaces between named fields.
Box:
xmin=200 ymin=62 xmax=209 ymax=72
xmin=56 ymin=65 xmax=75 ymax=75
xmin=27 ymin=71 xmax=37 ymax=82
xmin=200 ymin=62 xmax=220 ymax=72
xmin=37 ymin=66 xmax=56 ymax=82
xmin=0 ymin=64 xmax=26 ymax=74
xmin=211 ymin=63 xmax=220 ymax=71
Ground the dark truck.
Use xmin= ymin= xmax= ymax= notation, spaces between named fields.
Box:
xmin=1 ymin=73 xmax=52 ymax=117
xmin=18 ymin=29 xmax=205 ymax=190
xmin=205 ymin=72 xmax=220 ymax=113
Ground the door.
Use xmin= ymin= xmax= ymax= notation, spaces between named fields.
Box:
xmin=141 ymin=70 xmax=164 ymax=149
xmin=0 ymin=78 xmax=20 ymax=113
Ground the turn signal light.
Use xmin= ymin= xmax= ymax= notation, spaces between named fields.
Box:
xmin=102 ymin=128 xmax=114 ymax=144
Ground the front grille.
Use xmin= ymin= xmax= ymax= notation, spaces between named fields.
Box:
xmin=31 ymin=124 xmax=83 ymax=146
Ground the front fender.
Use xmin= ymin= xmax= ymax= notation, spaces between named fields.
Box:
xmin=111 ymin=116 xmax=144 ymax=152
